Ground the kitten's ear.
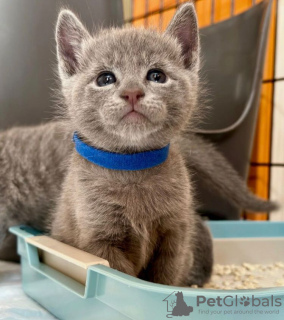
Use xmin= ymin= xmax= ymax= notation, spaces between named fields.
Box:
xmin=56 ymin=10 xmax=91 ymax=78
xmin=165 ymin=3 xmax=199 ymax=69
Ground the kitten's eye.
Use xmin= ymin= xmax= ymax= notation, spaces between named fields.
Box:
xmin=96 ymin=72 xmax=116 ymax=87
xmin=146 ymin=69 xmax=167 ymax=83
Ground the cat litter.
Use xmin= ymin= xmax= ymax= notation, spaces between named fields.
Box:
xmin=202 ymin=262 xmax=284 ymax=290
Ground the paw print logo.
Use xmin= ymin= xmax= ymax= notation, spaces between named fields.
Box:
xmin=240 ymin=296 xmax=250 ymax=307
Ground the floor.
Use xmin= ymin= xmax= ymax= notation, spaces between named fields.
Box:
xmin=0 ymin=261 xmax=55 ymax=320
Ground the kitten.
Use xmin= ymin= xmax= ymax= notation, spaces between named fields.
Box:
xmin=0 ymin=3 xmax=277 ymax=264
xmin=0 ymin=121 xmax=71 ymax=261
xmin=50 ymin=3 xmax=213 ymax=286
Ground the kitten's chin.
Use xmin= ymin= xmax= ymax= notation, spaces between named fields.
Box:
xmin=107 ymin=121 xmax=162 ymax=146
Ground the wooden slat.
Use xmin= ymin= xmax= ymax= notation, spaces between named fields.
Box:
xmin=148 ymin=13 xmax=161 ymax=29
xmin=133 ymin=0 xmax=146 ymax=18
xmin=133 ymin=18 xmax=146 ymax=27
xmin=162 ymin=8 xmax=176 ymax=30
xmin=262 ymin=0 xmax=277 ymax=80
xmin=148 ymin=0 xmax=161 ymax=12
xmin=163 ymin=0 xmax=178 ymax=6
xmin=234 ymin=0 xmax=252 ymax=15
xmin=214 ymin=0 xmax=231 ymax=22
xmin=195 ymin=0 xmax=213 ymax=27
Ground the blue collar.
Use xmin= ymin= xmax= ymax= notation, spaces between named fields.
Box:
xmin=73 ymin=133 xmax=170 ymax=171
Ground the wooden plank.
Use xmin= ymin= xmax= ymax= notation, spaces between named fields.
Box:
xmin=214 ymin=0 xmax=231 ymax=22
xmin=148 ymin=13 xmax=161 ymax=29
xmin=262 ymin=0 xmax=277 ymax=80
xmin=195 ymin=0 xmax=213 ymax=27
xmin=234 ymin=0 xmax=252 ymax=15
xmin=162 ymin=8 xmax=176 ymax=30
xmin=148 ymin=0 xmax=161 ymax=12
xmin=133 ymin=18 xmax=146 ymax=27
xmin=133 ymin=0 xmax=146 ymax=18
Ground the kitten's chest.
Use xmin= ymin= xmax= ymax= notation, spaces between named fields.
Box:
xmin=76 ymin=148 xmax=191 ymax=223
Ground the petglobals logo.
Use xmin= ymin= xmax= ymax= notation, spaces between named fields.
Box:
xmin=197 ymin=295 xmax=282 ymax=308
xmin=163 ymin=291 xmax=194 ymax=318
xmin=162 ymin=293 xmax=283 ymax=318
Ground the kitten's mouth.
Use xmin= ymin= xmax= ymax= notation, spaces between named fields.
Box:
xmin=121 ymin=110 xmax=148 ymax=123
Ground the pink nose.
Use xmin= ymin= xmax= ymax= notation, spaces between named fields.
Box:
xmin=120 ymin=89 xmax=145 ymax=105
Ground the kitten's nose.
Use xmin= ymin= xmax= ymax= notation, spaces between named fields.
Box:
xmin=120 ymin=89 xmax=145 ymax=106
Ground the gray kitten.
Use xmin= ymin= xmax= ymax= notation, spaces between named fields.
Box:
xmin=0 ymin=3 xmax=277 ymax=266
xmin=50 ymin=3 xmax=213 ymax=286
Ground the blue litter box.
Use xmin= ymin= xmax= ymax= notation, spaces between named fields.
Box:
xmin=9 ymin=221 xmax=284 ymax=320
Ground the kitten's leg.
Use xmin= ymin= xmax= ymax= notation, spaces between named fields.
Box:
xmin=94 ymin=242 xmax=137 ymax=277
xmin=142 ymin=225 xmax=192 ymax=286
xmin=0 ymin=208 xmax=20 ymax=261
xmin=52 ymin=216 xmax=137 ymax=277
xmin=186 ymin=216 xmax=213 ymax=287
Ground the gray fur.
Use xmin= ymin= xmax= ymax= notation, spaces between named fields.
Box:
xmin=0 ymin=121 xmax=71 ymax=260
xmin=50 ymin=3 xmax=212 ymax=286
xmin=180 ymin=133 xmax=278 ymax=212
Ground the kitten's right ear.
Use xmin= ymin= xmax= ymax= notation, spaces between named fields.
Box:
xmin=56 ymin=10 xmax=91 ymax=78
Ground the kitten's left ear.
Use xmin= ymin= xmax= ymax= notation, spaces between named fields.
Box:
xmin=165 ymin=2 xmax=199 ymax=69
xmin=56 ymin=10 xmax=91 ymax=78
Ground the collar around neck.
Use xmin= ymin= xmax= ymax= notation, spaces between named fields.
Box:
xmin=73 ymin=132 xmax=170 ymax=171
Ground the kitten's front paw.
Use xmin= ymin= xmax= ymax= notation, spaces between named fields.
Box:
xmin=110 ymin=259 xmax=137 ymax=277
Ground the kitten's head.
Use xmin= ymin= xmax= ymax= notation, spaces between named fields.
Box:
xmin=56 ymin=3 xmax=200 ymax=151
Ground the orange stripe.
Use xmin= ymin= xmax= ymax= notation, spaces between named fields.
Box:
xmin=162 ymin=8 xmax=176 ymax=30
xmin=195 ymin=0 xmax=212 ymax=27
xmin=214 ymin=0 xmax=231 ymax=22
xmin=133 ymin=18 xmax=146 ymax=27
xmin=234 ymin=0 xmax=252 ymax=15
xmin=148 ymin=0 xmax=161 ymax=12
xmin=163 ymin=0 xmax=178 ymax=7
xmin=263 ymin=0 xmax=277 ymax=80
xmin=148 ymin=13 xmax=161 ymax=29
xmin=133 ymin=0 xmax=146 ymax=18
xmin=245 ymin=212 xmax=269 ymax=220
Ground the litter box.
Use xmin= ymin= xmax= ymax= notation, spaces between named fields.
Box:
xmin=9 ymin=221 xmax=284 ymax=320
